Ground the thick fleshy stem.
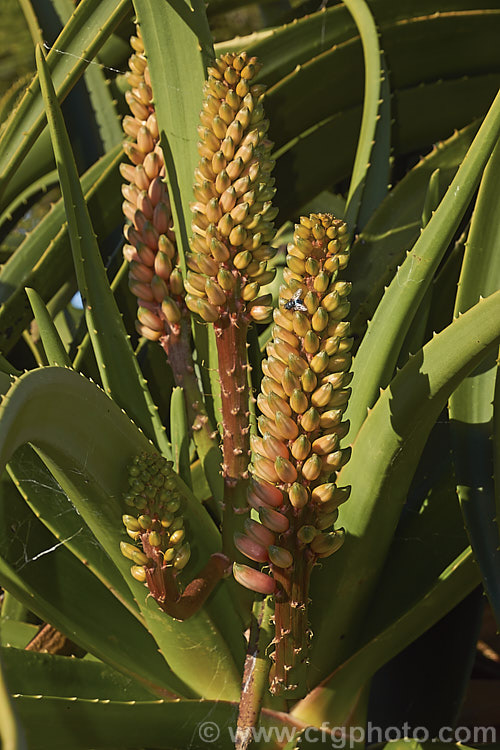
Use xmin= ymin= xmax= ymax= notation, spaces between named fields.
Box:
xmin=270 ymin=547 xmax=314 ymax=696
xmin=216 ymin=309 xmax=251 ymax=555
xmin=235 ymin=596 xmax=275 ymax=750
xmin=160 ymin=317 xmax=221 ymax=502
xmin=144 ymin=547 xmax=231 ymax=621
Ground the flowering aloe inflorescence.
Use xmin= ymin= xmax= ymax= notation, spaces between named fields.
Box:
xmin=121 ymin=452 xmax=229 ymax=620
xmin=188 ymin=51 xmax=278 ymax=325
xmin=120 ymin=26 xmax=185 ymax=342
xmin=121 ymin=28 xmax=220 ymax=484
xmin=233 ymin=213 xmax=353 ymax=695
xmin=189 ymin=52 xmax=279 ymax=553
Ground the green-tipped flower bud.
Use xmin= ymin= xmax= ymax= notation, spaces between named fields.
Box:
xmin=189 ymin=51 xmax=277 ymax=323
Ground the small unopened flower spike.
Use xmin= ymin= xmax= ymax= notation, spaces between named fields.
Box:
xmin=189 ymin=52 xmax=278 ymax=555
xmin=121 ymin=452 xmax=230 ymax=620
xmin=232 ymin=213 xmax=353 ymax=697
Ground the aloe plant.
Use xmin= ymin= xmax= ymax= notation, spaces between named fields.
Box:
xmin=1 ymin=1 xmax=500 ymax=749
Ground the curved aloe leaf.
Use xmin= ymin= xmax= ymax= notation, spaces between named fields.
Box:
xmin=36 ymin=45 xmax=171 ymax=458
xmin=11 ymin=694 xmax=302 ymax=750
xmin=309 ymin=290 xmax=500 ymax=681
xmin=294 ymin=549 xmax=478 ymax=726
xmin=1 ymin=647 xmax=153 ymax=701
xmin=299 ymin=442 xmax=475 ymax=723
xmin=343 ymin=0 xmax=384 ymax=235
xmin=273 ymin=73 xmax=495 ymax=222
xmin=0 ymin=170 xmax=58 ymax=234
xmin=263 ymin=13 xmax=500 ymax=154
xmin=0 ymin=467 xmax=182 ymax=696
xmin=133 ymin=0 xmax=214 ymax=268
xmin=7 ymin=444 xmax=139 ymax=617
xmin=216 ymin=2 xmax=357 ymax=87
xmin=0 ymin=144 xmax=122 ymax=355
xmin=0 ymin=0 xmax=130 ymax=206
xmin=347 ymin=85 xmax=500 ymax=439
xmin=0 ymin=653 xmax=26 ymax=750
xmin=449 ymin=137 xmax=500 ymax=623
xmin=0 ymin=367 xmax=242 ymax=699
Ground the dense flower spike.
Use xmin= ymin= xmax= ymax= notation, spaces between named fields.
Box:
xmin=121 ymin=26 xmax=183 ymax=340
xmin=188 ymin=51 xmax=278 ymax=325
xmin=233 ymin=213 xmax=352 ymax=696
xmin=189 ymin=52 xmax=278 ymax=554
xmin=121 ymin=29 xmax=221 ymax=486
xmin=121 ymin=452 xmax=230 ymax=620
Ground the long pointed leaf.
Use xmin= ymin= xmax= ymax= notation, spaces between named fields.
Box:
xmin=449 ymin=137 xmax=500 ymax=623
xmin=0 ymin=0 xmax=130 ymax=206
xmin=310 ymin=290 xmax=500 ymax=681
xmin=347 ymin=86 xmax=500 ymax=439
xmin=343 ymin=0 xmax=384 ymax=236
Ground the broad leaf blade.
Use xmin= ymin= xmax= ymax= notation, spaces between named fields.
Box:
xmin=310 ymin=290 xmax=500 ymax=681
xmin=347 ymin=86 xmax=500 ymax=440
xmin=0 ymin=367 xmax=242 ymax=699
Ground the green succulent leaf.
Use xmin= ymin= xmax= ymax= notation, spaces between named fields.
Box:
xmin=295 ymin=547 xmax=478 ymax=726
xmin=343 ymin=0 xmax=384 ymax=235
xmin=347 ymin=86 xmax=500 ymax=439
xmin=310 ymin=289 xmax=500 ymax=681
xmin=0 ymin=467 xmax=179 ymax=696
xmin=132 ymin=0 xmax=214 ymax=270
xmin=170 ymin=387 xmax=192 ymax=489
xmin=0 ymin=0 xmax=130 ymax=207
xmin=0 ymin=652 xmax=27 ymax=750
xmin=25 ymin=287 xmax=70 ymax=367
xmin=1 ymin=647 xmax=154 ymax=701
xmin=449 ymin=136 xmax=500 ymax=624
xmin=0 ymin=144 xmax=122 ymax=355
xmin=0 ymin=367 xmax=242 ymax=699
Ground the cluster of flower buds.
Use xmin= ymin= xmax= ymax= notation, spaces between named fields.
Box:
xmin=120 ymin=452 xmax=190 ymax=588
xmin=187 ymin=51 xmax=278 ymax=324
xmin=233 ymin=213 xmax=352 ymax=595
xmin=121 ymin=27 xmax=184 ymax=341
